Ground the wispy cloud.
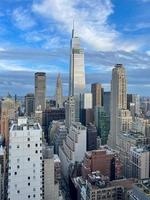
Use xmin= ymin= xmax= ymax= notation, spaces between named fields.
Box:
xmin=12 ymin=7 xmax=36 ymax=30
xmin=32 ymin=0 xmax=139 ymax=51
xmin=124 ymin=22 xmax=150 ymax=32
xmin=141 ymin=0 xmax=150 ymax=2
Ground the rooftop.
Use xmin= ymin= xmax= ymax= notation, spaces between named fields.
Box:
xmin=131 ymin=146 xmax=150 ymax=154
xmin=72 ymin=122 xmax=86 ymax=130
xmin=135 ymin=179 xmax=150 ymax=197
xmin=121 ymin=131 xmax=146 ymax=140
xmin=11 ymin=117 xmax=41 ymax=131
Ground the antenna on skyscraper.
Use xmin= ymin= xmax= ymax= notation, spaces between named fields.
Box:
xmin=72 ymin=20 xmax=75 ymax=37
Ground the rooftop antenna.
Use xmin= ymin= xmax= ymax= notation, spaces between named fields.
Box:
xmin=72 ymin=20 xmax=74 ymax=38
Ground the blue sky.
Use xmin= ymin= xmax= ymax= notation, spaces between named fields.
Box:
xmin=0 ymin=0 xmax=150 ymax=96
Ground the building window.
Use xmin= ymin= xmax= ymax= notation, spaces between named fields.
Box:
xmin=27 ymin=138 xmax=30 ymax=141
xmin=28 ymin=183 xmax=30 ymax=186
xmin=14 ymin=172 xmax=17 ymax=175
xmin=28 ymin=176 xmax=30 ymax=180
xmin=35 ymin=150 xmax=38 ymax=154
xmin=17 ymin=145 xmax=20 ymax=148
xmin=28 ymin=195 xmax=30 ymax=198
xmin=17 ymin=165 xmax=20 ymax=169
xmin=17 ymin=190 xmax=20 ymax=194
xmin=27 ymin=144 xmax=30 ymax=148
xmin=28 ymin=158 xmax=30 ymax=161
xmin=33 ymin=194 xmax=36 ymax=198
xmin=35 ymin=144 xmax=38 ymax=147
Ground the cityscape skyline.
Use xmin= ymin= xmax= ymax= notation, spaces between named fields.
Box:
xmin=0 ymin=0 xmax=150 ymax=96
xmin=1 ymin=1 xmax=150 ymax=200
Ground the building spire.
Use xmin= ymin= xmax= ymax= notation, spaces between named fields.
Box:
xmin=72 ymin=20 xmax=74 ymax=38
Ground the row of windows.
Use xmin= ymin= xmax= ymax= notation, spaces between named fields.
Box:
xmin=9 ymin=143 xmax=42 ymax=149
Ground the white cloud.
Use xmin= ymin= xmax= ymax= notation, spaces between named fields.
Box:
xmin=32 ymin=0 xmax=139 ymax=51
xmin=141 ymin=0 xmax=150 ymax=2
xmin=12 ymin=7 xmax=36 ymax=30
xmin=0 ymin=59 xmax=66 ymax=73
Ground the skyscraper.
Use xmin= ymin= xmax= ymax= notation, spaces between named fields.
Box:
xmin=8 ymin=117 xmax=43 ymax=200
xmin=56 ymin=73 xmax=63 ymax=108
xmin=103 ymin=91 xmax=111 ymax=116
xmin=95 ymin=106 xmax=110 ymax=145
xmin=108 ymin=64 xmax=127 ymax=149
xmin=25 ymin=93 xmax=35 ymax=116
xmin=91 ymin=83 xmax=103 ymax=109
xmin=69 ymin=28 xmax=85 ymax=96
xmin=65 ymin=96 xmax=75 ymax=129
xmin=69 ymin=27 xmax=85 ymax=121
xmin=127 ymin=94 xmax=140 ymax=116
xmin=35 ymin=72 xmax=46 ymax=111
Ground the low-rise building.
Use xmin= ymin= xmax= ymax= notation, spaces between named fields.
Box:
xmin=82 ymin=146 xmax=122 ymax=181
xmin=73 ymin=171 xmax=135 ymax=200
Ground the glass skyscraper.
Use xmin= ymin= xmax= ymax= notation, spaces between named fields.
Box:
xmin=69 ymin=28 xmax=85 ymax=96
xmin=69 ymin=28 xmax=85 ymax=121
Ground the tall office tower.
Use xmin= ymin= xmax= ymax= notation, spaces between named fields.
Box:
xmin=0 ymin=96 xmax=19 ymax=120
xmin=103 ymin=91 xmax=111 ymax=116
xmin=80 ymin=93 xmax=93 ymax=109
xmin=86 ymin=123 xmax=97 ymax=151
xmin=0 ymin=144 xmax=6 ymax=200
xmin=59 ymin=122 xmax=86 ymax=178
xmin=25 ymin=93 xmax=35 ymax=116
xmin=80 ymin=109 xmax=94 ymax=126
xmin=0 ymin=110 xmax=9 ymax=146
xmin=69 ymin=27 xmax=85 ymax=121
xmin=95 ymin=106 xmax=110 ymax=145
xmin=42 ymin=108 xmax=65 ymax=140
xmin=35 ymin=72 xmax=46 ymax=111
xmin=8 ymin=117 xmax=43 ymax=200
xmin=108 ymin=64 xmax=127 ymax=149
xmin=65 ymin=96 xmax=75 ymax=129
xmin=43 ymin=145 xmax=61 ymax=200
xmin=91 ymin=83 xmax=103 ymax=109
xmin=80 ymin=93 xmax=93 ymax=125
xmin=127 ymin=94 xmax=140 ymax=116
xmin=56 ymin=74 xmax=63 ymax=108
xmin=69 ymin=28 xmax=85 ymax=96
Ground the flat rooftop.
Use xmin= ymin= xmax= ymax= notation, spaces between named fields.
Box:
xmin=135 ymin=179 xmax=150 ymax=196
xmin=12 ymin=123 xmax=40 ymax=131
